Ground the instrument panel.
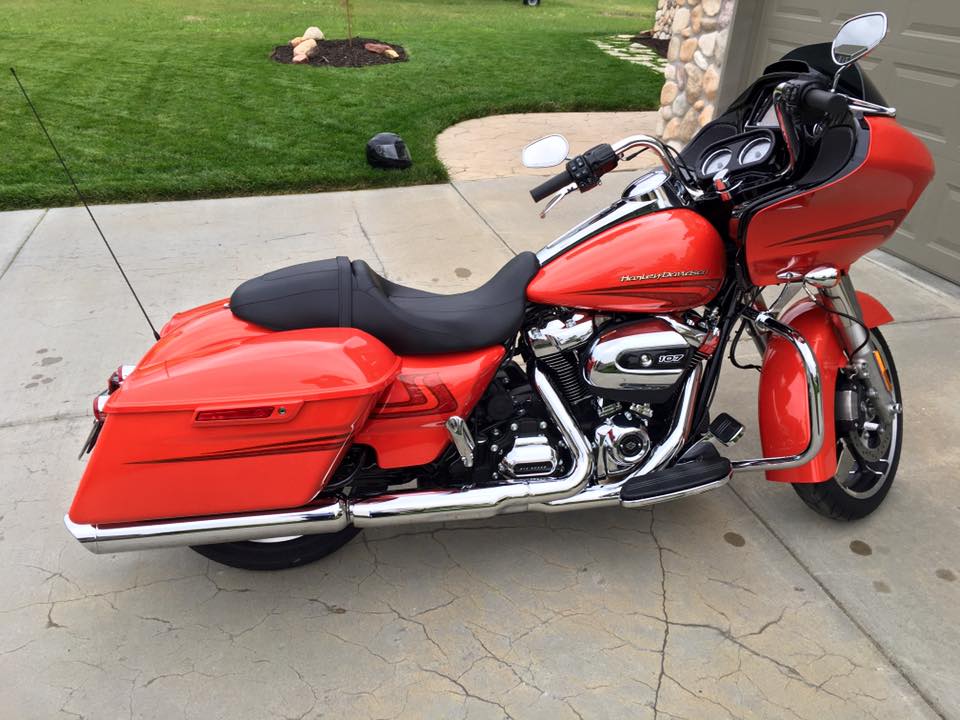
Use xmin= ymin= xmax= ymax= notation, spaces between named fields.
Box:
xmin=696 ymin=128 xmax=778 ymax=181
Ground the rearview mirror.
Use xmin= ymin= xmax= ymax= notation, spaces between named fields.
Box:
xmin=832 ymin=12 xmax=887 ymax=67
xmin=522 ymin=134 xmax=569 ymax=168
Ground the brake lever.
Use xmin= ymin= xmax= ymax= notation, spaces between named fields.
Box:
xmin=539 ymin=184 xmax=576 ymax=218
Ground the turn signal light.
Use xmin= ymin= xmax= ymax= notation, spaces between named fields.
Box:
xmin=92 ymin=393 xmax=110 ymax=421
xmin=195 ymin=407 xmax=275 ymax=422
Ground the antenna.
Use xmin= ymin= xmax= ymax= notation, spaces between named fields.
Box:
xmin=10 ymin=67 xmax=161 ymax=341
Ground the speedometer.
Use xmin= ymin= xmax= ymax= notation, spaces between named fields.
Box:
xmin=739 ymin=137 xmax=773 ymax=165
xmin=701 ymin=149 xmax=732 ymax=176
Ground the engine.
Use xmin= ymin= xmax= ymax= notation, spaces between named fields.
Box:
xmin=523 ymin=311 xmax=708 ymax=480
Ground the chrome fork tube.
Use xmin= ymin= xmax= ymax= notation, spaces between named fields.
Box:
xmin=531 ymin=362 xmax=703 ymax=512
xmin=818 ymin=274 xmax=898 ymax=423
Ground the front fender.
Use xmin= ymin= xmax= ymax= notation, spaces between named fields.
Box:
xmin=759 ymin=291 xmax=892 ymax=484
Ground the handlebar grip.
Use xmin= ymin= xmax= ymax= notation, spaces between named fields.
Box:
xmin=801 ymin=87 xmax=848 ymax=119
xmin=530 ymin=169 xmax=574 ymax=203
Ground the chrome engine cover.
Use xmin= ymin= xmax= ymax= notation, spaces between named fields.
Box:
xmin=499 ymin=435 xmax=559 ymax=480
xmin=583 ymin=318 xmax=696 ymax=396
xmin=594 ymin=413 xmax=652 ymax=479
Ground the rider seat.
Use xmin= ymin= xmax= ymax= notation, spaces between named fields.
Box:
xmin=229 ymin=252 xmax=540 ymax=355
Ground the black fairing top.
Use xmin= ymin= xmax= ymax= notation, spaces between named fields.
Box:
xmin=680 ymin=42 xmax=884 ymax=168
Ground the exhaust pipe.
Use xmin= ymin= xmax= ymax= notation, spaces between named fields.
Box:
xmin=65 ymin=368 xmax=594 ymax=554
xmin=65 ymin=499 xmax=349 ymax=554
xmin=531 ymin=362 xmax=702 ymax=512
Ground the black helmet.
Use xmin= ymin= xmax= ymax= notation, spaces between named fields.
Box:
xmin=366 ymin=132 xmax=412 ymax=169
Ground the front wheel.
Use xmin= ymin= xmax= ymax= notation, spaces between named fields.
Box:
xmin=793 ymin=329 xmax=902 ymax=520
xmin=191 ymin=526 xmax=361 ymax=571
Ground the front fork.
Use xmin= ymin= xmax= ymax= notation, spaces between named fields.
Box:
xmin=817 ymin=275 xmax=900 ymax=424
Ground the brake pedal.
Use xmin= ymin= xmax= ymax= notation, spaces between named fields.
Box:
xmin=708 ymin=413 xmax=744 ymax=446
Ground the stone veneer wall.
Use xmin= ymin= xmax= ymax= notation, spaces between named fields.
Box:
xmin=651 ymin=0 xmax=679 ymax=40
xmin=656 ymin=0 xmax=737 ymax=149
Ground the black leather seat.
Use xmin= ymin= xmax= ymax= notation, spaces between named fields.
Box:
xmin=229 ymin=252 xmax=540 ymax=355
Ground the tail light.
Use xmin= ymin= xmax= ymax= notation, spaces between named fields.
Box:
xmin=107 ymin=364 xmax=136 ymax=392
xmin=94 ymin=364 xmax=136 ymax=420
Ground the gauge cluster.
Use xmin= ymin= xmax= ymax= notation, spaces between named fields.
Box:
xmin=696 ymin=129 xmax=778 ymax=181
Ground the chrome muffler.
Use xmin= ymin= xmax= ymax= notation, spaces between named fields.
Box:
xmin=65 ymin=368 xmax=595 ymax=554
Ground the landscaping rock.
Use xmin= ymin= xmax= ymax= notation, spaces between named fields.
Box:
xmin=293 ymin=38 xmax=319 ymax=62
xmin=289 ymin=36 xmax=304 ymax=46
xmin=363 ymin=42 xmax=401 ymax=59
xmin=271 ymin=37 xmax=409 ymax=68
xmin=303 ymin=26 xmax=324 ymax=41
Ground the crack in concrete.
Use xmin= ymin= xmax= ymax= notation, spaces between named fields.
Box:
xmin=727 ymin=483 xmax=948 ymax=719
xmin=450 ymin=182 xmax=518 ymax=258
xmin=0 ymin=209 xmax=47 ymax=281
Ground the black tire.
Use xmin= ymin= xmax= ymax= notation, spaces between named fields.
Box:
xmin=191 ymin=526 xmax=361 ymax=571
xmin=523 ymin=0 xmax=540 ymax=6
xmin=793 ymin=329 xmax=902 ymax=520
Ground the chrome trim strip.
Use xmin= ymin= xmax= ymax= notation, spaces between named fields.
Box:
xmin=536 ymin=168 xmax=681 ymax=265
xmin=731 ymin=310 xmax=824 ymax=472
xmin=620 ymin=473 xmax=731 ymax=509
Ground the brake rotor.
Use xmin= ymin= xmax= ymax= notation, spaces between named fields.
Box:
xmin=844 ymin=383 xmax=892 ymax=464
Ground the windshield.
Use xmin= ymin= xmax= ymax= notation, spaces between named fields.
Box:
xmin=776 ymin=42 xmax=888 ymax=105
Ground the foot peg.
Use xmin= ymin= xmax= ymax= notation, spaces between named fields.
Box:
xmin=620 ymin=445 xmax=731 ymax=508
xmin=708 ymin=412 xmax=744 ymax=446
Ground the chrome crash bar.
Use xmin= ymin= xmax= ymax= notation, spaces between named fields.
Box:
xmin=731 ymin=309 xmax=825 ymax=472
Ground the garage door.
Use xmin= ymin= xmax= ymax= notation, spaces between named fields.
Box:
xmin=736 ymin=2 xmax=960 ymax=284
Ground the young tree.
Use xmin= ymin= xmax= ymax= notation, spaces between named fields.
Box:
xmin=341 ymin=0 xmax=354 ymax=45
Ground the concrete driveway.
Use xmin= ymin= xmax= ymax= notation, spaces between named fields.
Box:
xmin=1 ymin=176 xmax=957 ymax=720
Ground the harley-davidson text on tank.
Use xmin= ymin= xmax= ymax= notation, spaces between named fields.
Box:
xmin=620 ymin=270 xmax=708 ymax=283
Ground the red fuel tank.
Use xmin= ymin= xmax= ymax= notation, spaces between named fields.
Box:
xmin=527 ymin=208 xmax=726 ymax=313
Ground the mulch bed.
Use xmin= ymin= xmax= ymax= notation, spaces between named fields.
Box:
xmin=630 ymin=32 xmax=669 ymax=59
xmin=271 ymin=38 xmax=408 ymax=68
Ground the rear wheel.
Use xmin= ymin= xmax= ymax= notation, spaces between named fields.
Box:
xmin=793 ymin=329 xmax=902 ymax=520
xmin=191 ymin=526 xmax=361 ymax=571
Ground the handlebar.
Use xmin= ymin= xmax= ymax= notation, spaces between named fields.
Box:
xmin=801 ymin=87 xmax=847 ymax=118
xmin=529 ymin=135 xmax=690 ymax=205
xmin=530 ymin=168 xmax=574 ymax=203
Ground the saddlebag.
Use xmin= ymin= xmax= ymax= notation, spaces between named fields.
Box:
xmin=68 ymin=301 xmax=399 ymax=525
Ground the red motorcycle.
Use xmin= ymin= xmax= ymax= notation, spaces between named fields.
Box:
xmin=66 ymin=13 xmax=934 ymax=570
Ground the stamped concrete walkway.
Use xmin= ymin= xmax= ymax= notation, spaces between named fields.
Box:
xmin=437 ymin=112 xmax=661 ymax=181
xmin=0 ymin=178 xmax=957 ymax=720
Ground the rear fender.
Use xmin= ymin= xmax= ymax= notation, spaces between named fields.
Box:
xmin=759 ymin=291 xmax=892 ymax=484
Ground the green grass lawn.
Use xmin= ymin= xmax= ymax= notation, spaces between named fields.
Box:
xmin=0 ymin=0 xmax=659 ymax=210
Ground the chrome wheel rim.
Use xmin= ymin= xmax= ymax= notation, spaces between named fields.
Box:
xmin=835 ymin=339 xmax=899 ymax=500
